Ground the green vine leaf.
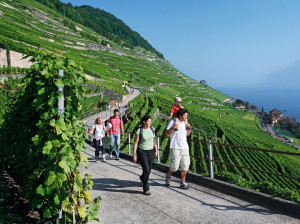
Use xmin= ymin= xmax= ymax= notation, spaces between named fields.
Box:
xmin=78 ymin=206 xmax=87 ymax=219
xmin=38 ymin=87 xmax=45 ymax=95
xmin=32 ymin=134 xmax=39 ymax=143
xmin=57 ymin=118 xmax=67 ymax=131
xmin=36 ymin=184 xmax=45 ymax=196
xmin=48 ymin=97 xmax=56 ymax=106
xmin=49 ymin=119 xmax=56 ymax=127
xmin=43 ymin=141 xmax=53 ymax=155
xmin=54 ymin=79 xmax=63 ymax=88
xmin=54 ymin=194 xmax=60 ymax=205
xmin=45 ymin=171 xmax=56 ymax=186
xmin=52 ymin=139 xmax=61 ymax=147
xmin=59 ymin=160 xmax=70 ymax=174
xmin=62 ymin=133 xmax=69 ymax=141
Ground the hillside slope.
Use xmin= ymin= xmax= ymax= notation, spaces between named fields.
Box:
xmin=36 ymin=0 xmax=164 ymax=58
xmin=0 ymin=0 xmax=299 ymax=202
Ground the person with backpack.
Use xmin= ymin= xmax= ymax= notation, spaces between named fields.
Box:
xmin=133 ymin=115 xmax=158 ymax=195
xmin=107 ymin=109 xmax=124 ymax=160
xmin=89 ymin=117 xmax=109 ymax=162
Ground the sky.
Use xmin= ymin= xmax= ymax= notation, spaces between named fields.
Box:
xmin=61 ymin=0 xmax=300 ymax=90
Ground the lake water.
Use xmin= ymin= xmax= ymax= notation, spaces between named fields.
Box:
xmin=218 ymin=87 xmax=300 ymax=122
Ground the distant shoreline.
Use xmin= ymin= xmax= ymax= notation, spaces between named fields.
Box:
xmin=218 ymin=87 xmax=300 ymax=122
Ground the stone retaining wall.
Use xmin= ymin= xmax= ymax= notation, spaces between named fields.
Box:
xmin=0 ymin=48 xmax=33 ymax=68
xmin=86 ymin=83 xmax=123 ymax=101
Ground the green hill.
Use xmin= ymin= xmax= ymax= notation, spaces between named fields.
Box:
xmin=0 ymin=0 xmax=299 ymax=203
xmin=35 ymin=0 xmax=164 ymax=58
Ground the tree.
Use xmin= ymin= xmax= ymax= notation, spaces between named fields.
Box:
xmin=245 ymin=101 xmax=250 ymax=110
xmin=235 ymin=99 xmax=244 ymax=105
xmin=250 ymin=105 xmax=257 ymax=111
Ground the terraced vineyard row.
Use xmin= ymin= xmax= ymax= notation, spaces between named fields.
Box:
xmin=79 ymin=95 xmax=107 ymax=119
xmin=0 ymin=66 xmax=29 ymax=75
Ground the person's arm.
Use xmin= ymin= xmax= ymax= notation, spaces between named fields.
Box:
xmin=106 ymin=118 xmax=111 ymax=138
xmin=103 ymin=124 xmax=109 ymax=133
xmin=88 ymin=125 xmax=95 ymax=134
xmin=169 ymin=106 xmax=175 ymax=119
xmin=133 ymin=134 xmax=139 ymax=163
xmin=153 ymin=133 xmax=158 ymax=157
xmin=121 ymin=120 xmax=124 ymax=139
xmin=186 ymin=122 xmax=192 ymax=136
xmin=165 ymin=120 xmax=177 ymax=136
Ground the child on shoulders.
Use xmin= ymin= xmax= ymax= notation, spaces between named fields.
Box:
xmin=168 ymin=97 xmax=184 ymax=120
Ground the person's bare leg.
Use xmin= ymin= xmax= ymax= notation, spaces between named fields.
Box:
xmin=167 ymin=169 xmax=173 ymax=178
xmin=181 ymin=170 xmax=187 ymax=183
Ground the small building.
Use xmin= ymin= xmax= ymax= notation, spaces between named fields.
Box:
xmin=280 ymin=116 xmax=297 ymax=124
xmin=200 ymin=80 xmax=207 ymax=86
xmin=234 ymin=104 xmax=246 ymax=110
xmin=270 ymin=109 xmax=283 ymax=118
xmin=271 ymin=116 xmax=278 ymax=126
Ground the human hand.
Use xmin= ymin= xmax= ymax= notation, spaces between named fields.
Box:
xmin=122 ymin=135 xmax=124 ymax=140
xmin=154 ymin=151 xmax=158 ymax=158
xmin=133 ymin=154 xmax=137 ymax=163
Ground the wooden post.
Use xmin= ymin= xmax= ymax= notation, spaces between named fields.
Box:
xmin=6 ymin=50 xmax=11 ymax=67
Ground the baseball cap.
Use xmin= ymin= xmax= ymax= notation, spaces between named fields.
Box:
xmin=174 ymin=97 xmax=182 ymax=102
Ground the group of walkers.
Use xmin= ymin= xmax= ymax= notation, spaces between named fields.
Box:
xmin=107 ymin=101 xmax=120 ymax=111
xmin=89 ymin=109 xmax=124 ymax=162
xmin=89 ymin=97 xmax=192 ymax=195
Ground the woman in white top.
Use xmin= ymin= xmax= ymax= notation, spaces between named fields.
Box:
xmin=89 ymin=117 xmax=108 ymax=162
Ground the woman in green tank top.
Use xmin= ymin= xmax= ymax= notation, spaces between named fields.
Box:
xmin=133 ymin=115 xmax=158 ymax=195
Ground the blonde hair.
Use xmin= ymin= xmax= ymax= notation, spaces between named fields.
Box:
xmin=95 ymin=117 xmax=102 ymax=124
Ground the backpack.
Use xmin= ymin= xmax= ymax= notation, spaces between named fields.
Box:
xmin=138 ymin=126 xmax=155 ymax=147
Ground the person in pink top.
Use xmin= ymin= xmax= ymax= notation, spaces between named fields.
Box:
xmin=107 ymin=109 xmax=124 ymax=160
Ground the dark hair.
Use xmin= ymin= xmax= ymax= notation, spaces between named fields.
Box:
xmin=114 ymin=109 xmax=119 ymax=113
xmin=177 ymin=108 xmax=188 ymax=118
xmin=141 ymin=115 xmax=151 ymax=124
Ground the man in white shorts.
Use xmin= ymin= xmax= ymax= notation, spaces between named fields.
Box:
xmin=165 ymin=108 xmax=192 ymax=189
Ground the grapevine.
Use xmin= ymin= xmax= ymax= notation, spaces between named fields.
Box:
xmin=0 ymin=49 xmax=100 ymax=222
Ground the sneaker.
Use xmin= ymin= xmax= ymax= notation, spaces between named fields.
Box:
xmin=116 ymin=157 xmax=120 ymax=161
xmin=143 ymin=190 xmax=151 ymax=195
xmin=102 ymin=158 xmax=107 ymax=162
xmin=165 ymin=174 xmax=171 ymax=186
xmin=180 ymin=182 xmax=189 ymax=190
xmin=96 ymin=159 xmax=100 ymax=163
xmin=109 ymin=154 xmax=112 ymax=159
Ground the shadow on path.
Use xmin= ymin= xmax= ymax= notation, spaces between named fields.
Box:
xmin=90 ymin=160 xmax=276 ymax=216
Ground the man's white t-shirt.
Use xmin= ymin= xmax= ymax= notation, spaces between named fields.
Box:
xmin=166 ymin=120 xmax=189 ymax=149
